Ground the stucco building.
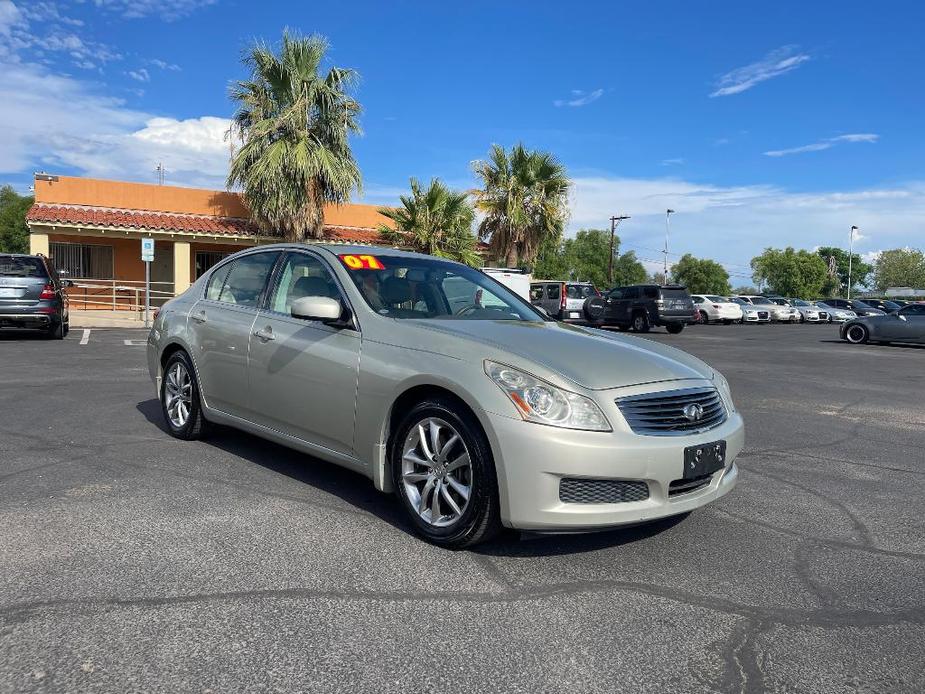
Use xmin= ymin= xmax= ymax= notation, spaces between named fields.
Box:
xmin=26 ymin=173 xmax=396 ymax=308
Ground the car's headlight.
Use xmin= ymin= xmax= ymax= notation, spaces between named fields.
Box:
xmin=484 ymin=361 xmax=611 ymax=431
xmin=713 ymin=370 xmax=736 ymax=413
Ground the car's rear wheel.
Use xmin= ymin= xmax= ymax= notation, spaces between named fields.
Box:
xmin=392 ymin=397 xmax=501 ymax=549
xmin=46 ymin=320 xmax=64 ymax=340
xmin=632 ymin=312 xmax=650 ymax=333
xmin=697 ymin=310 xmax=709 ymax=324
xmin=160 ymin=350 xmax=208 ymax=440
xmin=844 ymin=324 xmax=869 ymax=344
xmin=666 ymin=323 xmax=685 ymax=334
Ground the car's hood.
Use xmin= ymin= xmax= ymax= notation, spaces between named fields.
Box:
xmin=401 ymin=319 xmax=713 ymax=390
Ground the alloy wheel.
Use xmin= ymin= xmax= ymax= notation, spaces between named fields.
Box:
xmin=846 ymin=325 xmax=868 ymax=344
xmin=164 ymin=362 xmax=193 ymax=428
xmin=400 ymin=417 xmax=472 ymax=528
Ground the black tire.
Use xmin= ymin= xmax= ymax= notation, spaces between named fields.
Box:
xmin=844 ymin=323 xmax=869 ymax=345
xmin=46 ymin=320 xmax=64 ymax=340
xmin=582 ymin=296 xmax=606 ymax=324
xmin=632 ymin=311 xmax=650 ymax=333
xmin=799 ymin=314 xmax=806 ymax=323
xmin=666 ymin=323 xmax=685 ymax=334
xmin=160 ymin=350 xmax=209 ymax=440
xmin=391 ymin=396 xmax=501 ymax=549
xmin=722 ymin=319 xmax=733 ymax=325
xmin=697 ymin=310 xmax=709 ymax=324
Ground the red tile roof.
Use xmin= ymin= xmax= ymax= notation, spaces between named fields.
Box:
xmin=27 ymin=203 xmax=392 ymax=245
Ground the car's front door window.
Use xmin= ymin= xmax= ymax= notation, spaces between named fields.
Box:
xmin=268 ymin=253 xmax=342 ymax=316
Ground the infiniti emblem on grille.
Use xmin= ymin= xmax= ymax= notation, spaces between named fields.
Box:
xmin=683 ymin=403 xmax=704 ymax=422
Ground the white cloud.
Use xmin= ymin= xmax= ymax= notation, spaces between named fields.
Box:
xmin=90 ymin=0 xmax=217 ymax=21
xmin=861 ymin=250 xmax=882 ymax=264
xmin=554 ymin=88 xmax=604 ymax=108
xmin=710 ymin=45 xmax=810 ymax=97
xmin=1 ymin=1 xmax=120 ymax=67
xmin=0 ymin=59 xmax=231 ymax=188
xmin=765 ymin=133 xmax=879 ymax=157
xmin=21 ymin=2 xmax=84 ymax=27
xmin=149 ymin=58 xmax=180 ymax=71
xmin=127 ymin=67 xmax=149 ymax=82
xmin=0 ymin=1 xmax=23 ymax=37
xmin=568 ymin=175 xmax=925 ymax=274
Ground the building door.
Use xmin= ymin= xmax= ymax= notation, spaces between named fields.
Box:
xmin=150 ymin=241 xmax=174 ymax=306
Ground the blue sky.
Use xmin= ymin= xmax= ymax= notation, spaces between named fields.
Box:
xmin=2 ymin=0 xmax=923 ymax=281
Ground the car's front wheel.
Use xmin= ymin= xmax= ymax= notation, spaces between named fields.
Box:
xmin=844 ymin=324 xmax=869 ymax=344
xmin=160 ymin=350 xmax=208 ymax=440
xmin=392 ymin=397 xmax=501 ymax=549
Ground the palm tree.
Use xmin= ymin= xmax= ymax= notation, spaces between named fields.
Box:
xmin=378 ymin=178 xmax=480 ymax=266
xmin=471 ymin=144 xmax=570 ymax=267
xmin=228 ymin=31 xmax=362 ymax=241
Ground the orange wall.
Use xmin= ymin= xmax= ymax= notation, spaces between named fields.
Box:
xmin=35 ymin=175 xmax=395 ymax=228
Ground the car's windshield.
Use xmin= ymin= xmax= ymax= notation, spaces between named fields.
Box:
xmin=879 ymin=300 xmax=901 ymax=309
xmin=0 ymin=256 xmax=46 ymax=278
xmin=851 ymin=300 xmax=874 ymax=309
xmin=770 ymin=298 xmax=789 ymax=305
xmin=792 ymin=299 xmax=811 ymax=306
xmin=339 ymin=254 xmax=544 ymax=321
xmin=751 ymin=297 xmax=774 ymax=305
xmin=566 ymin=284 xmax=596 ymax=299
xmin=729 ymin=297 xmax=746 ymax=304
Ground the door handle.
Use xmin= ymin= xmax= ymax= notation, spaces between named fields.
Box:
xmin=253 ymin=326 xmax=275 ymax=342
xmin=191 ymin=310 xmax=207 ymax=324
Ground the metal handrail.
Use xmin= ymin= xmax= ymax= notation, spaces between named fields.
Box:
xmin=64 ymin=277 xmax=177 ymax=313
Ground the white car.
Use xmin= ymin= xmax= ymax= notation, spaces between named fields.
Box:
xmin=735 ymin=295 xmax=798 ymax=323
xmin=813 ymin=301 xmax=857 ymax=323
xmin=789 ymin=299 xmax=826 ymax=322
xmin=729 ymin=297 xmax=770 ymax=323
xmin=691 ymin=295 xmax=743 ymax=324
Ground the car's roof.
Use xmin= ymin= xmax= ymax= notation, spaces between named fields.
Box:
xmin=250 ymin=243 xmax=454 ymax=263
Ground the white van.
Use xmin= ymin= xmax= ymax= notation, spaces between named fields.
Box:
xmin=482 ymin=267 xmax=532 ymax=301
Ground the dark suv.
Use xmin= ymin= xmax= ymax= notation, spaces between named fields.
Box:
xmin=586 ymin=284 xmax=695 ymax=333
xmin=0 ymin=254 xmax=70 ymax=338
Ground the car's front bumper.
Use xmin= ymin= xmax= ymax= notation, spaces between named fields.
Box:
xmin=485 ymin=406 xmax=744 ymax=530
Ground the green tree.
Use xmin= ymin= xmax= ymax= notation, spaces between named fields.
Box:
xmin=472 ymin=143 xmax=570 ymax=267
xmin=670 ymin=253 xmax=731 ymax=294
xmin=873 ymin=248 xmax=925 ymax=290
xmin=732 ymin=285 xmax=759 ymax=295
xmin=750 ymin=247 xmax=828 ymax=297
xmin=611 ymin=250 xmax=647 ymax=287
xmin=228 ymin=31 xmax=362 ymax=241
xmin=378 ymin=178 xmax=479 ymax=266
xmin=815 ymin=246 xmax=872 ymax=296
xmin=0 ymin=186 xmax=33 ymax=254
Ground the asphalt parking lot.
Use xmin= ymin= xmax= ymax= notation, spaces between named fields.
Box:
xmin=1 ymin=323 xmax=923 ymax=693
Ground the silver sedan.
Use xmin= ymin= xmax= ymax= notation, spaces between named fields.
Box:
xmin=147 ymin=244 xmax=743 ymax=548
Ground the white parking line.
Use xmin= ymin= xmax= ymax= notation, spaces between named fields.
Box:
xmin=80 ymin=329 xmax=91 ymax=345
xmin=123 ymin=339 xmax=147 ymax=346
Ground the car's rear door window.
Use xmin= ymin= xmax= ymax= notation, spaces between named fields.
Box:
xmin=214 ymin=252 xmax=279 ymax=307
xmin=566 ymin=284 xmax=595 ymax=299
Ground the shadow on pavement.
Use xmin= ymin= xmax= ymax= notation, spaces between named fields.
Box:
xmin=136 ymin=398 xmax=686 ymax=556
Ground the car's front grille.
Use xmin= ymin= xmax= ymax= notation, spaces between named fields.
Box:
xmin=757 ymin=311 xmax=769 ymax=319
xmin=616 ymin=386 xmax=727 ymax=436
xmin=559 ymin=478 xmax=649 ymax=504
xmin=668 ymin=474 xmax=714 ymax=497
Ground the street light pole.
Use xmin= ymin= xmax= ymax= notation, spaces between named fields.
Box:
xmin=664 ymin=209 xmax=675 ymax=283
xmin=608 ymin=214 xmax=631 ymax=285
xmin=847 ymin=225 xmax=858 ymax=299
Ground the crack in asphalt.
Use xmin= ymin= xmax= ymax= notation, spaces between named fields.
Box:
xmin=2 ymin=577 xmax=923 ymax=631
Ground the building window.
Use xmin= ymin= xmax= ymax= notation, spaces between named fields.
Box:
xmin=50 ymin=242 xmax=114 ymax=280
xmin=195 ymin=251 xmax=231 ymax=279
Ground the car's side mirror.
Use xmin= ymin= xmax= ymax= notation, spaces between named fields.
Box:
xmin=291 ymin=296 xmax=344 ymax=324
xmin=898 ymin=314 xmax=907 ymax=321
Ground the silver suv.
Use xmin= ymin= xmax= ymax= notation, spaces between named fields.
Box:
xmin=148 ymin=244 xmax=743 ymax=548
xmin=529 ymin=281 xmax=599 ymax=323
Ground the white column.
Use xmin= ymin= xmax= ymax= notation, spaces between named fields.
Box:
xmin=174 ymin=240 xmax=191 ymax=295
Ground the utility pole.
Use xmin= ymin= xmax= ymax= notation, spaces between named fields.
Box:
xmin=664 ymin=209 xmax=675 ymax=283
xmin=847 ymin=225 xmax=858 ymax=299
xmin=608 ymin=214 xmax=631 ymax=285
xmin=155 ymin=162 xmax=165 ymax=186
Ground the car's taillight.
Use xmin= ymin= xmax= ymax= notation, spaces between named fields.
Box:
xmin=39 ymin=283 xmax=55 ymax=300
xmin=560 ymin=285 xmax=567 ymax=311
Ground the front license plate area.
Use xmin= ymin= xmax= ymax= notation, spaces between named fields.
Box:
xmin=683 ymin=440 xmax=726 ymax=479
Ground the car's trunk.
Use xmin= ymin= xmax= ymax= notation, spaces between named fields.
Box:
xmin=0 ymin=276 xmax=46 ymax=308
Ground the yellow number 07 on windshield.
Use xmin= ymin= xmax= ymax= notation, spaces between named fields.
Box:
xmin=339 ymin=254 xmax=385 ymax=270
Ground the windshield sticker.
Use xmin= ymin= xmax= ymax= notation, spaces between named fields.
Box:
xmin=339 ymin=254 xmax=386 ymax=270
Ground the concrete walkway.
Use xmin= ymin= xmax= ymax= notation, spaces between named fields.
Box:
xmin=69 ymin=310 xmax=149 ymax=328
